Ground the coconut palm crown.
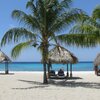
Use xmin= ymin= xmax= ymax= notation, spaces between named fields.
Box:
xmin=1 ymin=0 xmax=91 ymax=83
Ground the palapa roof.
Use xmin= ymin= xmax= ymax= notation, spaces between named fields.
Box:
xmin=48 ymin=46 xmax=78 ymax=64
xmin=94 ymin=53 xmax=100 ymax=66
xmin=0 ymin=50 xmax=11 ymax=62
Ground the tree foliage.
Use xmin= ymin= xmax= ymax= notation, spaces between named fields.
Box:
xmin=1 ymin=0 xmax=86 ymax=58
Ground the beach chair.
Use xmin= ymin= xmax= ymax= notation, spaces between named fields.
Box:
xmin=58 ymin=69 xmax=65 ymax=76
xmin=49 ymin=70 xmax=57 ymax=79
xmin=97 ymin=69 xmax=100 ymax=76
xmin=57 ymin=69 xmax=66 ymax=79
xmin=49 ymin=69 xmax=67 ymax=79
xmin=49 ymin=70 xmax=56 ymax=76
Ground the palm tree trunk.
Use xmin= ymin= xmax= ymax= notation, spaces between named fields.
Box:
xmin=42 ymin=43 xmax=48 ymax=84
xmin=47 ymin=63 xmax=51 ymax=78
xmin=43 ymin=62 xmax=48 ymax=83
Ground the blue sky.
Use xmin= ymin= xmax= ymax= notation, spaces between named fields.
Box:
xmin=0 ymin=0 xmax=100 ymax=62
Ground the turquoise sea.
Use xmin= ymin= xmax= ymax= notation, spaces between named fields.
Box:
xmin=0 ymin=62 xmax=95 ymax=71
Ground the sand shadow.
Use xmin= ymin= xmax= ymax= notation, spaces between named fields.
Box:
xmin=49 ymin=76 xmax=82 ymax=80
xmin=18 ymin=79 xmax=44 ymax=85
xmin=12 ymin=85 xmax=48 ymax=90
xmin=0 ymin=73 xmax=14 ymax=75
xmin=67 ymin=77 xmax=83 ymax=80
xmin=49 ymin=79 xmax=100 ymax=89
xmin=12 ymin=76 xmax=100 ymax=90
xmin=12 ymin=79 xmax=49 ymax=90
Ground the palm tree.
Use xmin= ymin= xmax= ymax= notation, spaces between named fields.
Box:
xmin=62 ymin=5 xmax=100 ymax=47
xmin=1 ymin=0 xmax=89 ymax=83
xmin=92 ymin=5 xmax=100 ymax=20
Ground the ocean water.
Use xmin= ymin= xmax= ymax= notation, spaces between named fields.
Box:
xmin=0 ymin=62 xmax=95 ymax=71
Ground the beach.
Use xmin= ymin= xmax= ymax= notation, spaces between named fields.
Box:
xmin=0 ymin=71 xmax=100 ymax=100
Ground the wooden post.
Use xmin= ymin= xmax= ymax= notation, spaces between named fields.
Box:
xmin=47 ymin=62 xmax=51 ymax=78
xmin=94 ymin=66 xmax=98 ymax=75
xmin=5 ymin=61 xmax=9 ymax=74
xmin=67 ymin=64 xmax=69 ymax=77
xmin=70 ymin=63 xmax=72 ymax=77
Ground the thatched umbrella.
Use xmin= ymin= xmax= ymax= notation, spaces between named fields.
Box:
xmin=94 ymin=53 xmax=100 ymax=75
xmin=94 ymin=53 xmax=100 ymax=66
xmin=48 ymin=46 xmax=78 ymax=64
xmin=0 ymin=50 xmax=11 ymax=74
xmin=48 ymin=46 xmax=78 ymax=77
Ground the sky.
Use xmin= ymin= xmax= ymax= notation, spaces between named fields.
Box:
xmin=0 ymin=0 xmax=100 ymax=62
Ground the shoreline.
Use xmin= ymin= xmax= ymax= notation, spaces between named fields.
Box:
xmin=0 ymin=71 xmax=94 ymax=74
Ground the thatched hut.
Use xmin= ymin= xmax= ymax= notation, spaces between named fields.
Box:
xmin=48 ymin=46 xmax=78 ymax=78
xmin=0 ymin=50 xmax=11 ymax=74
xmin=94 ymin=53 xmax=100 ymax=75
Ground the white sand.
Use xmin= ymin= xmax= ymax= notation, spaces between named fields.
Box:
xmin=0 ymin=71 xmax=100 ymax=100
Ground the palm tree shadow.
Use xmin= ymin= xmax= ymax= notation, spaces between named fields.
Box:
xmin=12 ymin=79 xmax=49 ymax=90
xmin=49 ymin=78 xmax=100 ymax=89
xmin=12 ymin=77 xmax=100 ymax=90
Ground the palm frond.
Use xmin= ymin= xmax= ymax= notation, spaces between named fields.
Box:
xmin=1 ymin=28 xmax=36 ymax=46
xmin=60 ymin=0 xmax=72 ymax=8
xmin=26 ymin=0 xmax=36 ymax=14
xmin=11 ymin=41 xmax=33 ymax=58
xmin=12 ymin=10 xmax=40 ymax=30
xmin=49 ymin=8 xmax=86 ymax=33
xmin=56 ymin=33 xmax=100 ymax=47
xmin=70 ymin=24 xmax=97 ymax=34
xmin=92 ymin=5 xmax=100 ymax=20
